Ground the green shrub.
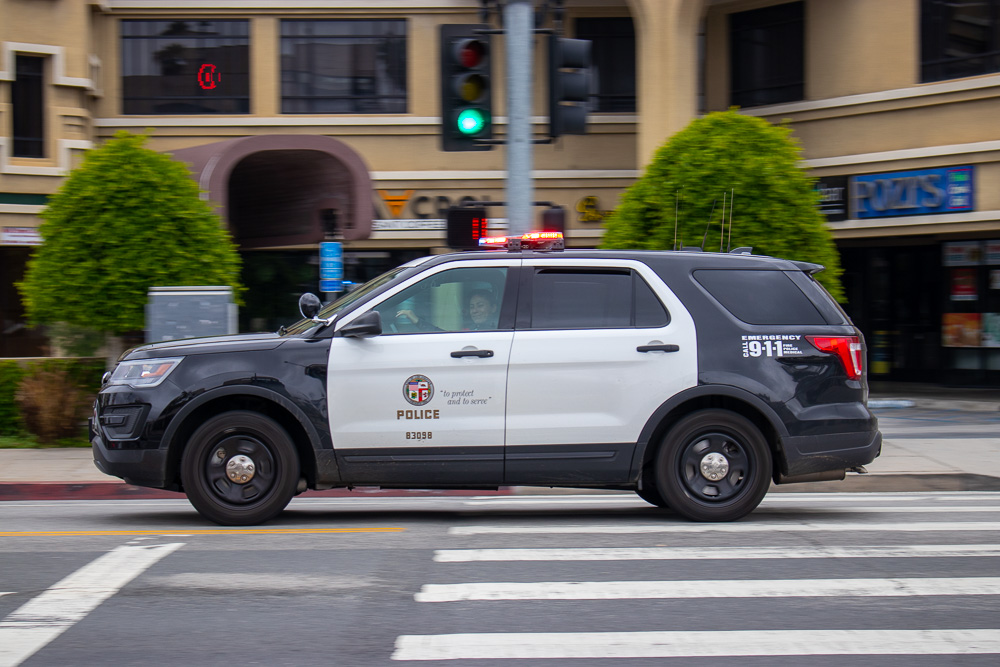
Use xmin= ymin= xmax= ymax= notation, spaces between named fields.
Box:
xmin=0 ymin=358 xmax=103 ymax=441
xmin=0 ymin=361 xmax=27 ymax=435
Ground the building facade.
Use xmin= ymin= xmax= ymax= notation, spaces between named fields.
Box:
xmin=1 ymin=0 xmax=998 ymax=385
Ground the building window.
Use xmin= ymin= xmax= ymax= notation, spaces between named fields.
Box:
xmin=121 ymin=20 xmax=250 ymax=114
xmin=575 ymin=17 xmax=635 ymax=112
xmin=729 ymin=2 xmax=804 ymax=108
xmin=12 ymin=56 xmax=45 ymax=158
xmin=922 ymin=0 xmax=1000 ymax=82
xmin=281 ymin=20 xmax=407 ymax=114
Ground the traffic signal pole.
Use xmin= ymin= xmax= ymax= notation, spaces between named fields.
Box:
xmin=504 ymin=0 xmax=533 ymax=237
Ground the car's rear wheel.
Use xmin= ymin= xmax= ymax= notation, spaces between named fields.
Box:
xmin=181 ymin=411 xmax=299 ymax=526
xmin=655 ymin=409 xmax=771 ymax=522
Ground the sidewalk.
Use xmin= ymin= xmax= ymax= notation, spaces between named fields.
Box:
xmin=1 ymin=386 xmax=998 ymax=500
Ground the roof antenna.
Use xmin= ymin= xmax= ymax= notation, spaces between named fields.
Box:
xmin=673 ymin=191 xmax=679 ymax=250
xmin=720 ymin=191 xmax=726 ymax=253
xmin=700 ymin=196 xmax=719 ymax=251
xmin=727 ymin=188 xmax=734 ymax=252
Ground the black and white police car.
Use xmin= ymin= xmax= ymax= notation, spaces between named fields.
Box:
xmin=91 ymin=232 xmax=881 ymax=525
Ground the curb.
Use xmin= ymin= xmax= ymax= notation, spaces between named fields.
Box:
xmin=2 ymin=475 xmax=998 ymax=501
xmin=0 ymin=482 xmax=515 ymax=502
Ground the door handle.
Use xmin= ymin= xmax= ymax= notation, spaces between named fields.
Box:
xmin=451 ymin=349 xmax=494 ymax=358
xmin=637 ymin=344 xmax=679 ymax=353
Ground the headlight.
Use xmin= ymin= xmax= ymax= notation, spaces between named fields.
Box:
xmin=108 ymin=358 xmax=183 ymax=388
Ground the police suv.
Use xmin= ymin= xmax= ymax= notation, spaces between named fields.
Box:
xmin=91 ymin=233 xmax=881 ymax=525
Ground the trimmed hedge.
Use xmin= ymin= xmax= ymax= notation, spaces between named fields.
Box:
xmin=0 ymin=358 xmax=104 ymax=437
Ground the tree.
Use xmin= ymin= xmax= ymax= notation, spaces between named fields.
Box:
xmin=601 ymin=110 xmax=844 ymax=301
xmin=18 ymin=131 xmax=243 ymax=361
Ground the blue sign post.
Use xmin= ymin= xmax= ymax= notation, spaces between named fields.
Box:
xmin=319 ymin=242 xmax=344 ymax=293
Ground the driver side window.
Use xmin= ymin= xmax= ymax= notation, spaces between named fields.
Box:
xmin=374 ymin=267 xmax=508 ymax=335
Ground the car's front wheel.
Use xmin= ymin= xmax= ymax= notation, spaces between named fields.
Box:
xmin=655 ymin=409 xmax=771 ymax=522
xmin=181 ymin=411 xmax=299 ymax=525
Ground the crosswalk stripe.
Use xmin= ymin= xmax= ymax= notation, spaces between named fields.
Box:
xmin=459 ymin=498 xmax=1000 ymax=513
xmin=415 ymin=577 xmax=1000 ymax=602
xmin=434 ymin=543 xmax=1000 ymax=562
xmin=0 ymin=543 xmax=183 ymax=667
xmin=449 ymin=521 xmax=1000 ymax=535
xmin=391 ymin=629 xmax=1000 ymax=660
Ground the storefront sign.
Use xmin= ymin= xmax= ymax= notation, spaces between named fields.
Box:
xmin=576 ymin=196 xmax=613 ymax=223
xmin=1 ymin=227 xmax=42 ymax=245
xmin=950 ymin=268 xmax=978 ymax=301
xmin=943 ymin=240 xmax=982 ymax=266
xmin=986 ymin=240 xmax=1000 ymax=265
xmin=851 ymin=166 xmax=974 ymax=218
xmin=815 ymin=176 xmax=848 ymax=222
xmin=375 ymin=191 xmax=493 ymax=220
xmin=942 ymin=313 xmax=981 ymax=347
xmin=983 ymin=313 xmax=1000 ymax=347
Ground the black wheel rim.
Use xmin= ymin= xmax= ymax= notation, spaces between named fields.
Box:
xmin=677 ymin=430 xmax=751 ymax=503
xmin=201 ymin=433 xmax=278 ymax=508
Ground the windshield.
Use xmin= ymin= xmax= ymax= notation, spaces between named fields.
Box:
xmin=279 ymin=266 xmax=411 ymax=336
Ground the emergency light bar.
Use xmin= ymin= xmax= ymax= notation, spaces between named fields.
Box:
xmin=478 ymin=231 xmax=564 ymax=251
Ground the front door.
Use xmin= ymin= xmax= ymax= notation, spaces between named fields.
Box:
xmin=327 ymin=261 xmax=518 ymax=486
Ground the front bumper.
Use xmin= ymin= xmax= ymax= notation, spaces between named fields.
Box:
xmin=90 ymin=418 xmax=172 ymax=489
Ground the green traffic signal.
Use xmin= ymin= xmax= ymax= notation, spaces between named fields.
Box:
xmin=440 ymin=24 xmax=493 ymax=152
xmin=457 ymin=108 xmax=487 ymax=135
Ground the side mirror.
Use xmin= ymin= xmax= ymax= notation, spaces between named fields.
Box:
xmin=340 ymin=311 xmax=382 ymax=338
xmin=299 ymin=293 xmax=322 ymax=320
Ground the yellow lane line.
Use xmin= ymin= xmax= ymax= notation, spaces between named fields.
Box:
xmin=0 ymin=527 xmax=406 ymax=537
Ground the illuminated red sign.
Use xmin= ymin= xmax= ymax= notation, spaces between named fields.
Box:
xmin=197 ymin=64 xmax=219 ymax=90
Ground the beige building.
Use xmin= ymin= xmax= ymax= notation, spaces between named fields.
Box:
xmin=1 ymin=0 xmax=998 ymax=384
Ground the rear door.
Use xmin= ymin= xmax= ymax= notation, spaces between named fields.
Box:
xmin=504 ymin=259 xmax=698 ymax=484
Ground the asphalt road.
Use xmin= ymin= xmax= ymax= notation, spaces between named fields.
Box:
xmin=2 ymin=492 xmax=999 ymax=666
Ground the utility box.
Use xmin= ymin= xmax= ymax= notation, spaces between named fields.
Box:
xmin=146 ymin=286 xmax=237 ymax=343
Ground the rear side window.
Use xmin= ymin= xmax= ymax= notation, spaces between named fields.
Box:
xmin=694 ymin=269 xmax=826 ymax=325
xmin=529 ymin=269 xmax=669 ymax=329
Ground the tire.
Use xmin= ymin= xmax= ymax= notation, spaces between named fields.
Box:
xmin=181 ymin=411 xmax=300 ymax=526
xmin=635 ymin=465 xmax=669 ymax=508
xmin=654 ymin=409 xmax=771 ymax=522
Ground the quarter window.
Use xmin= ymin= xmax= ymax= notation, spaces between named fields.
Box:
xmin=921 ymin=0 xmax=1000 ymax=82
xmin=694 ymin=269 xmax=825 ymax=325
xmin=281 ymin=20 xmax=407 ymax=113
xmin=729 ymin=2 xmax=804 ymax=108
xmin=121 ymin=20 xmax=250 ymax=114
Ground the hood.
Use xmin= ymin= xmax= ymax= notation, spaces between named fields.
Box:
xmin=123 ymin=332 xmax=283 ymax=359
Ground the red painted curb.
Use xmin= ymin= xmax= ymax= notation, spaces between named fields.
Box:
xmin=0 ymin=482 xmax=515 ymax=501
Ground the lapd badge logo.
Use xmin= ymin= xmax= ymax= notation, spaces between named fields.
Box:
xmin=403 ymin=375 xmax=434 ymax=406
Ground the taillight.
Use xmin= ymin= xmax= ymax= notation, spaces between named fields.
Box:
xmin=805 ymin=335 xmax=863 ymax=380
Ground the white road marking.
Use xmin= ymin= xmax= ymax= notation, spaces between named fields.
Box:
xmin=415 ymin=577 xmax=1000 ymax=602
xmin=434 ymin=543 xmax=1000 ymax=562
xmin=392 ymin=629 xmax=1000 ymax=660
xmin=0 ymin=543 xmax=183 ymax=667
xmin=449 ymin=521 xmax=1000 ymax=535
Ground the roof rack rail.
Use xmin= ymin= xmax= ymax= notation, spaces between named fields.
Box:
xmin=729 ymin=247 xmax=752 ymax=255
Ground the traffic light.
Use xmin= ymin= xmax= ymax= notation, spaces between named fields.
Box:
xmin=541 ymin=206 xmax=566 ymax=234
xmin=446 ymin=207 xmax=488 ymax=249
xmin=548 ymin=35 xmax=592 ymax=138
xmin=440 ymin=24 xmax=493 ymax=152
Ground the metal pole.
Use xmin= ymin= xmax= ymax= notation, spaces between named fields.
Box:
xmin=504 ymin=0 xmax=533 ymax=236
